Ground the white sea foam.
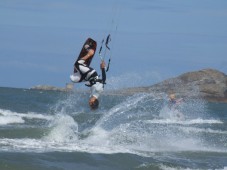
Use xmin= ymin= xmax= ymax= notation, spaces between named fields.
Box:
xmin=0 ymin=115 xmax=25 ymax=125
xmin=0 ymin=110 xmax=226 ymax=155
xmin=0 ymin=125 xmax=226 ymax=155
xmin=0 ymin=137 xmax=131 ymax=154
xmin=144 ymin=118 xmax=223 ymax=125
xmin=0 ymin=108 xmax=53 ymax=125
xmin=180 ymin=126 xmax=227 ymax=134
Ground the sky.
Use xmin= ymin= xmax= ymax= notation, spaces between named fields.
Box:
xmin=0 ymin=0 xmax=227 ymax=89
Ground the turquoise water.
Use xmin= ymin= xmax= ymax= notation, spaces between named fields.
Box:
xmin=0 ymin=87 xmax=227 ymax=170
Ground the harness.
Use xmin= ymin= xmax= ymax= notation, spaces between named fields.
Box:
xmin=85 ymin=76 xmax=105 ymax=87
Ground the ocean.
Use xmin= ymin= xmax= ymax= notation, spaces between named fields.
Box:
xmin=0 ymin=87 xmax=227 ymax=170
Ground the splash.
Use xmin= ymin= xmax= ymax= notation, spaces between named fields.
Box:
xmin=81 ymin=93 xmax=227 ymax=154
xmin=1 ymin=91 xmax=226 ymax=156
xmin=43 ymin=114 xmax=78 ymax=142
xmin=49 ymin=92 xmax=89 ymax=115
xmin=107 ymin=71 xmax=163 ymax=90
xmin=94 ymin=93 xmax=154 ymax=129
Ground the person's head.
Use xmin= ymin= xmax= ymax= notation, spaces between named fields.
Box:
xmin=169 ymin=94 xmax=176 ymax=100
xmin=89 ymin=96 xmax=99 ymax=110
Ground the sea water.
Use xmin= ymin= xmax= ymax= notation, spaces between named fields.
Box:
xmin=0 ymin=87 xmax=227 ymax=170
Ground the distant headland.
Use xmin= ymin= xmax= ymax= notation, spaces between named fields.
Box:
xmin=122 ymin=68 xmax=227 ymax=102
xmin=30 ymin=83 xmax=74 ymax=92
xmin=30 ymin=68 xmax=227 ymax=102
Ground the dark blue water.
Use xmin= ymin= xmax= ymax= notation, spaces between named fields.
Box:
xmin=0 ymin=87 xmax=227 ymax=170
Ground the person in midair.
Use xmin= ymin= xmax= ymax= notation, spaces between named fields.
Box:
xmin=70 ymin=38 xmax=106 ymax=109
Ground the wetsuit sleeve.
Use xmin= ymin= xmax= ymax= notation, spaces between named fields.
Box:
xmin=101 ymin=67 xmax=106 ymax=84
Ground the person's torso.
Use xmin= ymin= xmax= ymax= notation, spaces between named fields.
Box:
xmin=90 ymin=82 xmax=104 ymax=99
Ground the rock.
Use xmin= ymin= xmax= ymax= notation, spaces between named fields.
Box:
xmin=178 ymin=69 xmax=227 ymax=98
xmin=124 ymin=68 xmax=227 ymax=102
xmin=30 ymin=83 xmax=74 ymax=92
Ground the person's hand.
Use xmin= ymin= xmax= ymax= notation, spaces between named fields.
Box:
xmin=100 ymin=61 xmax=106 ymax=69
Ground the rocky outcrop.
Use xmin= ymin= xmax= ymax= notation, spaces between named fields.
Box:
xmin=30 ymin=83 xmax=74 ymax=92
xmin=124 ymin=68 xmax=227 ymax=102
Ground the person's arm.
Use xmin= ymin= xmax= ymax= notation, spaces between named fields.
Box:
xmin=100 ymin=61 xmax=106 ymax=83
xmin=81 ymin=49 xmax=94 ymax=61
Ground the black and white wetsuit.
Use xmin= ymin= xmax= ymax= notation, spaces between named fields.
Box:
xmin=70 ymin=59 xmax=97 ymax=83
xmin=89 ymin=67 xmax=106 ymax=99
xmin=70 ymin=59 xmax=106 ymax=99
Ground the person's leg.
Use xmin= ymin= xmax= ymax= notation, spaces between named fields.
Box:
xmin=70 ymin=71 xmax=82 ymax=83
xmin=75 ymin=60 xmax=91 ymax=74
xmin=75 ymin=60 xmax=97 ymax=81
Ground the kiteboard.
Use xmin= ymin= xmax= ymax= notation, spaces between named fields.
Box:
xmin=74 ymin=38 xmax=97 ymax=67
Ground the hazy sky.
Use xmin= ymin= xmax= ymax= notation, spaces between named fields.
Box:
xmin=1 ymin=0 xmax=227 ymax=89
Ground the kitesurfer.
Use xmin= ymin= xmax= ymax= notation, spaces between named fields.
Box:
xmin=168 ymin=94 xmax=183 ymax=110
xmin=168 ymin=93 xmax=184 ymax=120
xmin=70 ymin=38 xmax=106 ymax=109
xmin=70 ymin=60 xmax=106 ymax=110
